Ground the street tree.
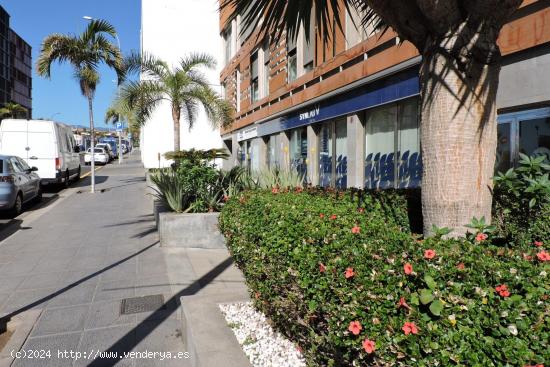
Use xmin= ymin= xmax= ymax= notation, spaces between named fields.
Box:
xmin=120 ymin=52 xmax=232 ymax=152
xmin=0 ymin=102 xmax=27 ymax=119
xmin=225 ymin=0 xmax=523 ymax=235
xmin=36 ymin=19 xmax=125 ymax=193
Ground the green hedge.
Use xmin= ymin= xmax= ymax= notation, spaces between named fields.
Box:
xmin=220 ymin=190 xmax=549 ymax=366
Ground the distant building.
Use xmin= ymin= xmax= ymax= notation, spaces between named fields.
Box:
xmin=0 ymin=5 xmax=32 ymax=117
xmin=140 ymin=0 xmax=224 ymax=168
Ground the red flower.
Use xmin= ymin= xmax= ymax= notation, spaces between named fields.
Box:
xmin=319 ymin=263 xmax=326 ymax=273
xmin=362 ymin=338 xmax=375 ymax=354
xmin=271 ymin=187 xmax=279 ymax=194
xmin=345 ymin=267 xmax=355 ymax=279
xmin=495 ymin=284 xmax=511 ymax=297
xmin=330 ymin=214 xmax=337 ymax=220
xmin=397 ymin=297 xmax=412 ymax=310
xmin=402 ymin=321 xmax=419 ymax=335
xmin=536 ymin=251 xmax=550 ymax=262
xmin=534 ymin=241 xmax=543 ymax=247
xmin=348 ymin=321 xmax=362 ymax=335
xmin=351 ymin=225 xmax=361 ymax=234
xmin=319 ymin=213 xmax=325 ymax=219
xmin=358 ymin=207 xmax=365 ymax=213
xmin=403 ymin=263 xmax=413 ymax=275
xmin=475 ymin=233 xmax=488 ymax=242
xmin=523 ymin=253 xmax=534 ymax=261
xmin=424 ymin=249 xmax=436 ymax=260
xmin=456 ymin=263 xmax=465 ymax=270
xmin=295 ymin=186 xmax=303 ymax=193
xmin=223 ymin=195 xmax=229 ymax=202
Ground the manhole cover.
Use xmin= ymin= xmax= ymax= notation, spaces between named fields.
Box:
xmin=120 ymin=295 xmax=166 ymax=315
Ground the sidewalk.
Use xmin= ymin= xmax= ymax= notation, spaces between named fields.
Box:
xmin=0 ymin=154 xmax=248 ymax=367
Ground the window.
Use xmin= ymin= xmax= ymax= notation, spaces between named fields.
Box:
xmin=17 ymin=157 xmax=30 ymax=171
xmin=261 ymin=41 xmax=270 ymax=98
xmin=222 ymin=25 xmax=233 ymax=65
xmin=287 ymin=33 xmax=297 ymax=82
xmin=319 ymin=119 xmax=347 ymax=188
xmin=9 ymin=157 xmax=25 ymax=173
xmin=238 ymin=5 xmax=254 ymax=47
xmin=266 ymin=134 xmax=280 ymax=169
xmin=519 ymin=118 xmax=550 ymax=162
xmin=250 ymin=51 xmax=259 ymax=103
xmin=289 ymin=128 xmax=307 ymax=177
xmin=364 ymin=98 xmax=421 ymax=189
xmin=302 ymin=15 xmax=315 ymax=73
xmin=236 ymin=69 xmax=241 ymax=112
xmin=345 ymin=7 xmax=366 ymax=49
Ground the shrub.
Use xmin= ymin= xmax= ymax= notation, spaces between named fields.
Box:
xmin=493 ymin=154 xmax=550 ymax=245
xmin=220 ymin=190 xmax=549 ymax=366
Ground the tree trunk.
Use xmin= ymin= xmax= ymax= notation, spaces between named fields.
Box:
xmin=88 ymin=96 xmax=96 ymax=193
xmin=172 ymin=106 xmax=181 ymax=152
xmin=420 ymin=49 xmax=499 ymax=237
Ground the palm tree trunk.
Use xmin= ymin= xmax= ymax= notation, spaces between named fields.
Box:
xmin=420 ymin=49 xmax=499 ymax=237
xmin=88 ymin=96 xmax=96 ymax=193
xmin=172 ymin=106 xmax=181 ymax=152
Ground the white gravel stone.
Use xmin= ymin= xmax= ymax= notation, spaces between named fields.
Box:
xmin=219 ymin=302 xmax=306 ymax=367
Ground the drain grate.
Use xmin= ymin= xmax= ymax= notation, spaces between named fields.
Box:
xmin=120 ymin=294 xmax=166 ymax=315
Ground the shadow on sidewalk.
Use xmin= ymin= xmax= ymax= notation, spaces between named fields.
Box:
xmin=0 ymin=241 xmax=159 ymax=325
xmin=88 ymin=257 xmax=235 ymax=367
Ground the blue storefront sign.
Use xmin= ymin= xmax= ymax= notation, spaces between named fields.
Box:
xmin=280 ymin=67 xmax=419 ymax=130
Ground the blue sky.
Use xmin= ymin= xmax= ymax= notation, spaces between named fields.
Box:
xmin=2 ymin=0 xmax=140 ymax=128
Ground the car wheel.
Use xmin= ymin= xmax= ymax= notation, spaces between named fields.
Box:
xmin=11 ymin=194 xmax=22 ymax=217
xmin=34 ymin=188 xmax=43 ymax=203
xmin=64 ymin=170 xmax=70 ymax=188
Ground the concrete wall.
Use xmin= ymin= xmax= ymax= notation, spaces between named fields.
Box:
xmin=497 ymin=46 xmax=550 ymax=110
xmin=141 ymin=0 xmax=224 ymax=169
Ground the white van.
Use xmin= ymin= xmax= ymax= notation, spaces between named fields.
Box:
xmin=0 ymin=119 xmax=82 ymax=186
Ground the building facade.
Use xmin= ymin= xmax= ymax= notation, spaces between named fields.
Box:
xmin=0 ymin=5 xmax=32 ymax=117
xmin=219 ymin=0 xmax=550 ymax=189
xmin=140 ymin=0 xmax=225 ymax=169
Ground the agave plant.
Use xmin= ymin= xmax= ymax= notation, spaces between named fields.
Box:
xmin=256 ymin=167 xmax=305 ymax=189
xmin=150 ymin=169 xmax=195 ymax=213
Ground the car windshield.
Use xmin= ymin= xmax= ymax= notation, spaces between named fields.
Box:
xmin=94 ymin=149 xmax=105 ymax=153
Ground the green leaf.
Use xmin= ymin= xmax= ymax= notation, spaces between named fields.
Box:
xmin=410 ymin=293 xmax=420 ymax=306
xmin=424 ymin=275 xmax=437 ymax=290
xmin=420 ymin=289 xmax=434 ymax=305
xmin=529 ymin=198 xmax=536 ymax=208
xmin=429 ymin=300 xmax=444 ymax=316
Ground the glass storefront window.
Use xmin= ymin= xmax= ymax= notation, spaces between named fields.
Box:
xmin=319 ymin=119 xmax=347 ymax=188
xmin=266 ymin=134 xmax=280 ymax=169
xmin=496 ymin=123 xmax=512 ymax=172
xmin=289 ymin=128 xmax=307 ymax=177
xmin=319 ymin=124 xmax=333 ymax=187
xmin=365 ymin=105 xmax=397 ymax=189
xmin=365 ymin=98 xmax=421 ymax=189
xmin=519 ymin=118 xmax=550 ymax=162
xmin=397 ymin=99 xmax=421 ymax=188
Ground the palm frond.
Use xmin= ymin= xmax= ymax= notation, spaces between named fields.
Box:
xmin=36 ymin=34 xmax=81 ymax=78
xmin=124 ymin=51 xmax=169 ymax=80
xmin=80 ymin=19 xmax=117 ymax=43
xmin=179 ymin=53 xmax=217 ymax=73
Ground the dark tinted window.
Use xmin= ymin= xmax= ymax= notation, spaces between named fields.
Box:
xmin=0 ymin=159 xmax=3 ymax=173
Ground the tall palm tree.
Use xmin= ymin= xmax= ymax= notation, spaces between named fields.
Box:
xmin=224 ymin=0 xmax=523 ymax=236
xmin=0 ymin=102 xmax=27 ymax=119
xmin=120 ymin=52 xmax=232 ymax=152
xmin=105 ymin=98 xmax=141 ymax=141
xmin=36 ymin=19 xmax=125 ymax=193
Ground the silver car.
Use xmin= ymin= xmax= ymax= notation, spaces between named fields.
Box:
xmin=0 ymin=154 xmax=41 ymax=216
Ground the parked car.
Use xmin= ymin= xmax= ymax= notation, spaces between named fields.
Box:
xmin=96 ymin=143 xmax=115 ymax=161
xmin=0 ymin=154 xmax=41 ymax=216
xmin=84 ymin=147 xmax=110 ymax=165
xmin=98 ymin=139 xmax=118 ymax=158
xmin=0 ymin=119 xmax=81 ymax=187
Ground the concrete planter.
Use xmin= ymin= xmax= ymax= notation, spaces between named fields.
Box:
xmin=159 ymin=212 xmax=226 ymax=249
xmin=153 ymin=199 xmax=170 ymax=227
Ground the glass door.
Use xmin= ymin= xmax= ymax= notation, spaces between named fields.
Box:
xmin=318 ymin=119 xmax=348 ymax=188
xmin=319 ymin=123 xmax=333 ymax=187
xmin=289 ymin=128 xmax=307 ymax=177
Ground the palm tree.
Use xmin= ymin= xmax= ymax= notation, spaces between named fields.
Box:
xmin=36 ymin=19 xmax=124 ymax=193
xmin=120 ymin=52 xmax=232 ymax=152
xmin=0 ymin=102 xmax=27 ymax=119
xmin=225 ymin=0 xmax=523 ymax=236
xmin=105 ymin=98 xmax=141 ymax=144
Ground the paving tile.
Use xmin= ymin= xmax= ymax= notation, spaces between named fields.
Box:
xmin=134 ymin=320 xmax=187 ymax=367
xmin=13 ymin=332 xmax=82 ymax=367
xmin=47 ymin=284 xmax=97 ymax=308
xmin=0 ymin=288 xmax=57 ymax=314
xmin=0 ymin=260 xmax=38 ymax=277
xmin=18 ymin=272 xmax=66 ymax=291
xmin=76 ymin=325 xmax=137 ymax=367
xmin=31 ymin=304 xmax=90 ymax=337
xmin=85 ymin=300 xmax=136 ymax=330
xmin=94 ymin=279 xmax=135 ymax=302
xmin=0 ymin=275 xmax=26 ymax=293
